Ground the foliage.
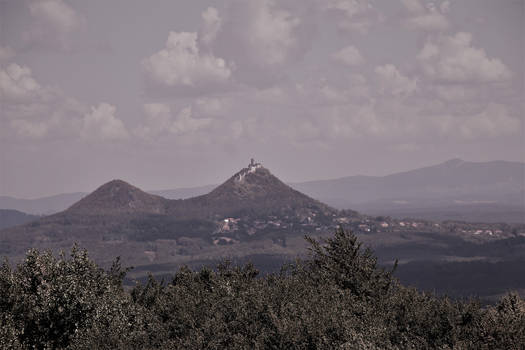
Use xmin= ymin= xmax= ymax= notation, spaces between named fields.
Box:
xmin=1 ymin=229 xmax=524 ymax=349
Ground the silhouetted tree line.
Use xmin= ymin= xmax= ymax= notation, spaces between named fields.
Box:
xmin=1 ymin=228 xmax=524 ymax=349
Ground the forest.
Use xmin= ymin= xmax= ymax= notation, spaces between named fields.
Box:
xmin=1 ymin=228 xmax=524 ymax=349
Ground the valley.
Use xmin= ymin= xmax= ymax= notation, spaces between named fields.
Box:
xmin=1 ymin=160 xmax=524 ymax=300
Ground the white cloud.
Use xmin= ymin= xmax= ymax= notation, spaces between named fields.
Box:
xmin=418 ymin=32 xmax=512 ymax=83
xmin=0 ymin=61 xmax=92 ymax=141
xmin=429 ymin=105 xmax=518 ymax=140
xmin=193 ymin=97 xmax=230 ymax=117
xmin=432 ymin=85 xmax=478 ymax=102
xmin=318 ymin=0 xmax=381 ymax=34
xmin=137 ymin=104 xmax=212 ymax=140
xmin=252 ymin=73 xmax=370 ymax=107
xmin=312 ymin=74 xmax=370 ymax=103
xmin=401 ymin=0 xmax=449 ymax=32
xmin=323 ymin=103 xmax=387 ymax=139
xmin=142 ymin=31 xmax=232 ymax=93
xmin=136 ymin=103 xmax=172 ymax=139
xmin=199 ymin=7 xmax=222 ymax=47
xmin=226 ymin=0 xmax=301 ymax=66
xmin=170 ymin=106 xmax=212 ymax=135
xmin=82 ymin=103 xmax=129 ymax=141
xmin=457 ymin=104 xmax=521 ymax=139
xmin=10 ymin=119 xmax=49 ymax=139
xmin=0 ymin=63 xmax=43 ymax=102
xmin=332 ymin=45 xmax=364 ymax=66
xmin=25 ymin=0 xmax=84 ymax=50
xmin=440 ymin=1 xmax=451 ymax=14
xmin=28 ymin=0 xmax=82 ymax=33
xmin=209 ymin=0 xmax=313 ymax=86
xmin=406 ymin=13 xmax=449 ymax=32
xmin=375 ymin=64 xmax=417 ymax=96
xmin=0 ymin=46 xmax=15 ymax=62
xmin=401 ymin=0 xmax=426 ymax=14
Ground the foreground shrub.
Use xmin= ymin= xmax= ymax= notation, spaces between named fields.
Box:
xmin=0 ymin=247 xmax=160 ymax=349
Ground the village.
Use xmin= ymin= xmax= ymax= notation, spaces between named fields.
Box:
xmin=211 ymin=209 xmax=524 ymax=246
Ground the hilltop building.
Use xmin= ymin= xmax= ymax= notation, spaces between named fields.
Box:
xmin=236 ymin=158 xmax=262 ymax=182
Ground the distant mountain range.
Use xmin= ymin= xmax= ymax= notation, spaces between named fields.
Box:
xmin=292 ymin=158 xmax=524 ymax=223
xmin=292 ymin=158 xmax=524 ymax=205
xmin=0 ymin=192 xmax=86 ymax=216
xmin=1 ymin=159 xmax=523 ymax=222
xmin=0 ymin=209 xmax=39 ymax=230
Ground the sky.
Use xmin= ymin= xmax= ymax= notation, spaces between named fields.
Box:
xmin=0 ymin=0 xmax=523 ymax=198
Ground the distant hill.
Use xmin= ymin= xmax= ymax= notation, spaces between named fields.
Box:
xmin=163 ymin=164 xmax=334 ymax=219
xmin=0 ymin=193 xmax=85 ymax=215
xmin=0 ymin=209 xmax=39 ymax=230
xmin=292 ymin=159 xmax=524 ymax=205
xmin=1 ymin=159 xmax=523 ymax=222
xmin=67 ymin=180 xmax=168 ymax=215
xmin=291 ymin=159 xmax=525 ymax=223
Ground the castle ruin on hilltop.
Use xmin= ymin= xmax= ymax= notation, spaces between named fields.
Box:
xmin=236 ymin=158 xmax=262 ymax=182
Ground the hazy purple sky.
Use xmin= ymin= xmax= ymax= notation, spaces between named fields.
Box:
xmin=0 ymin=0 xmax=523 ymax=198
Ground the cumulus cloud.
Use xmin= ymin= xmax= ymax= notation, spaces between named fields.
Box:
xmin=7 ymin=99 xmax=83 ymax=140
xmin=10 ymin=119 xmax=49 ymax=139
xmin=0 ymin=61 xmax=121 ymax=142
xmin=456 ymin=104 xmax=521 ymax=139
xmin=170 ymin=106 xmax=213 ymax=135
xmin=401 ymin=0 xmax=426 ymax=14
xmin=82 ymin=103 xmax=129 ymax=141
xmin=332 ymin=45 xmax=364 ymax=66
xmin=146 ymin=1 xmax=316 ymax=90
xmin=250 ymin=73 xmax=370 ymax=108
xmin=0 ymin=46 xmax=15 ymax=62
xmin=136 ymin=104 xmax=213 ymax=140
xmin=25 ymin=0 xmax=84 ymax=50
xmin=136 ymin=103 xmax=173 ymax=140
xmin=401 ymin=0 xmax=449 ymax=32
xmin=210 ymin=0 xmax=314 ymax=87
xmin=193 ymin=97 xmax=231 ymax=117
xmin=330 ymin=103 xmax=387 ymax=138
xmin=0 ymin=62 xmax=86 ymax=141
xmin=142 ymin=31 xmax=233 ymax=95
xmin=318 ymin=0 xmax=381 ymax=34
xmin=221 ymin=0 xmax=301 ymax=66
xmin=375 ymin=64 xmax=417 ymax=96
xmin=199 ymin=7 xmax=222 ymax=47
xmin=0 ymin=63 xmax=42 ymax=101
xmin=417 ymin=32 xmax=512 ymax=83
xmin=431 ymin=85 xmax=478 ymax=102
xmin=440 ymin=1 xmax=451 ymax=14
xmin=28 ymin=0 xmax=81 ymax=33
xmin=300 ymin=74 xmax=370 ymax=104
xmin=427 ymin=103 xmax=521 ymax=140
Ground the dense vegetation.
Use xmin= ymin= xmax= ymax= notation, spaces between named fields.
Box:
xmin=1 ymin=228 xmax=524 ymax=349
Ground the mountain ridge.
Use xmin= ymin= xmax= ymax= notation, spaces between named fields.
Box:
xmin=1 ymin=159 xmax=523 ymax=222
